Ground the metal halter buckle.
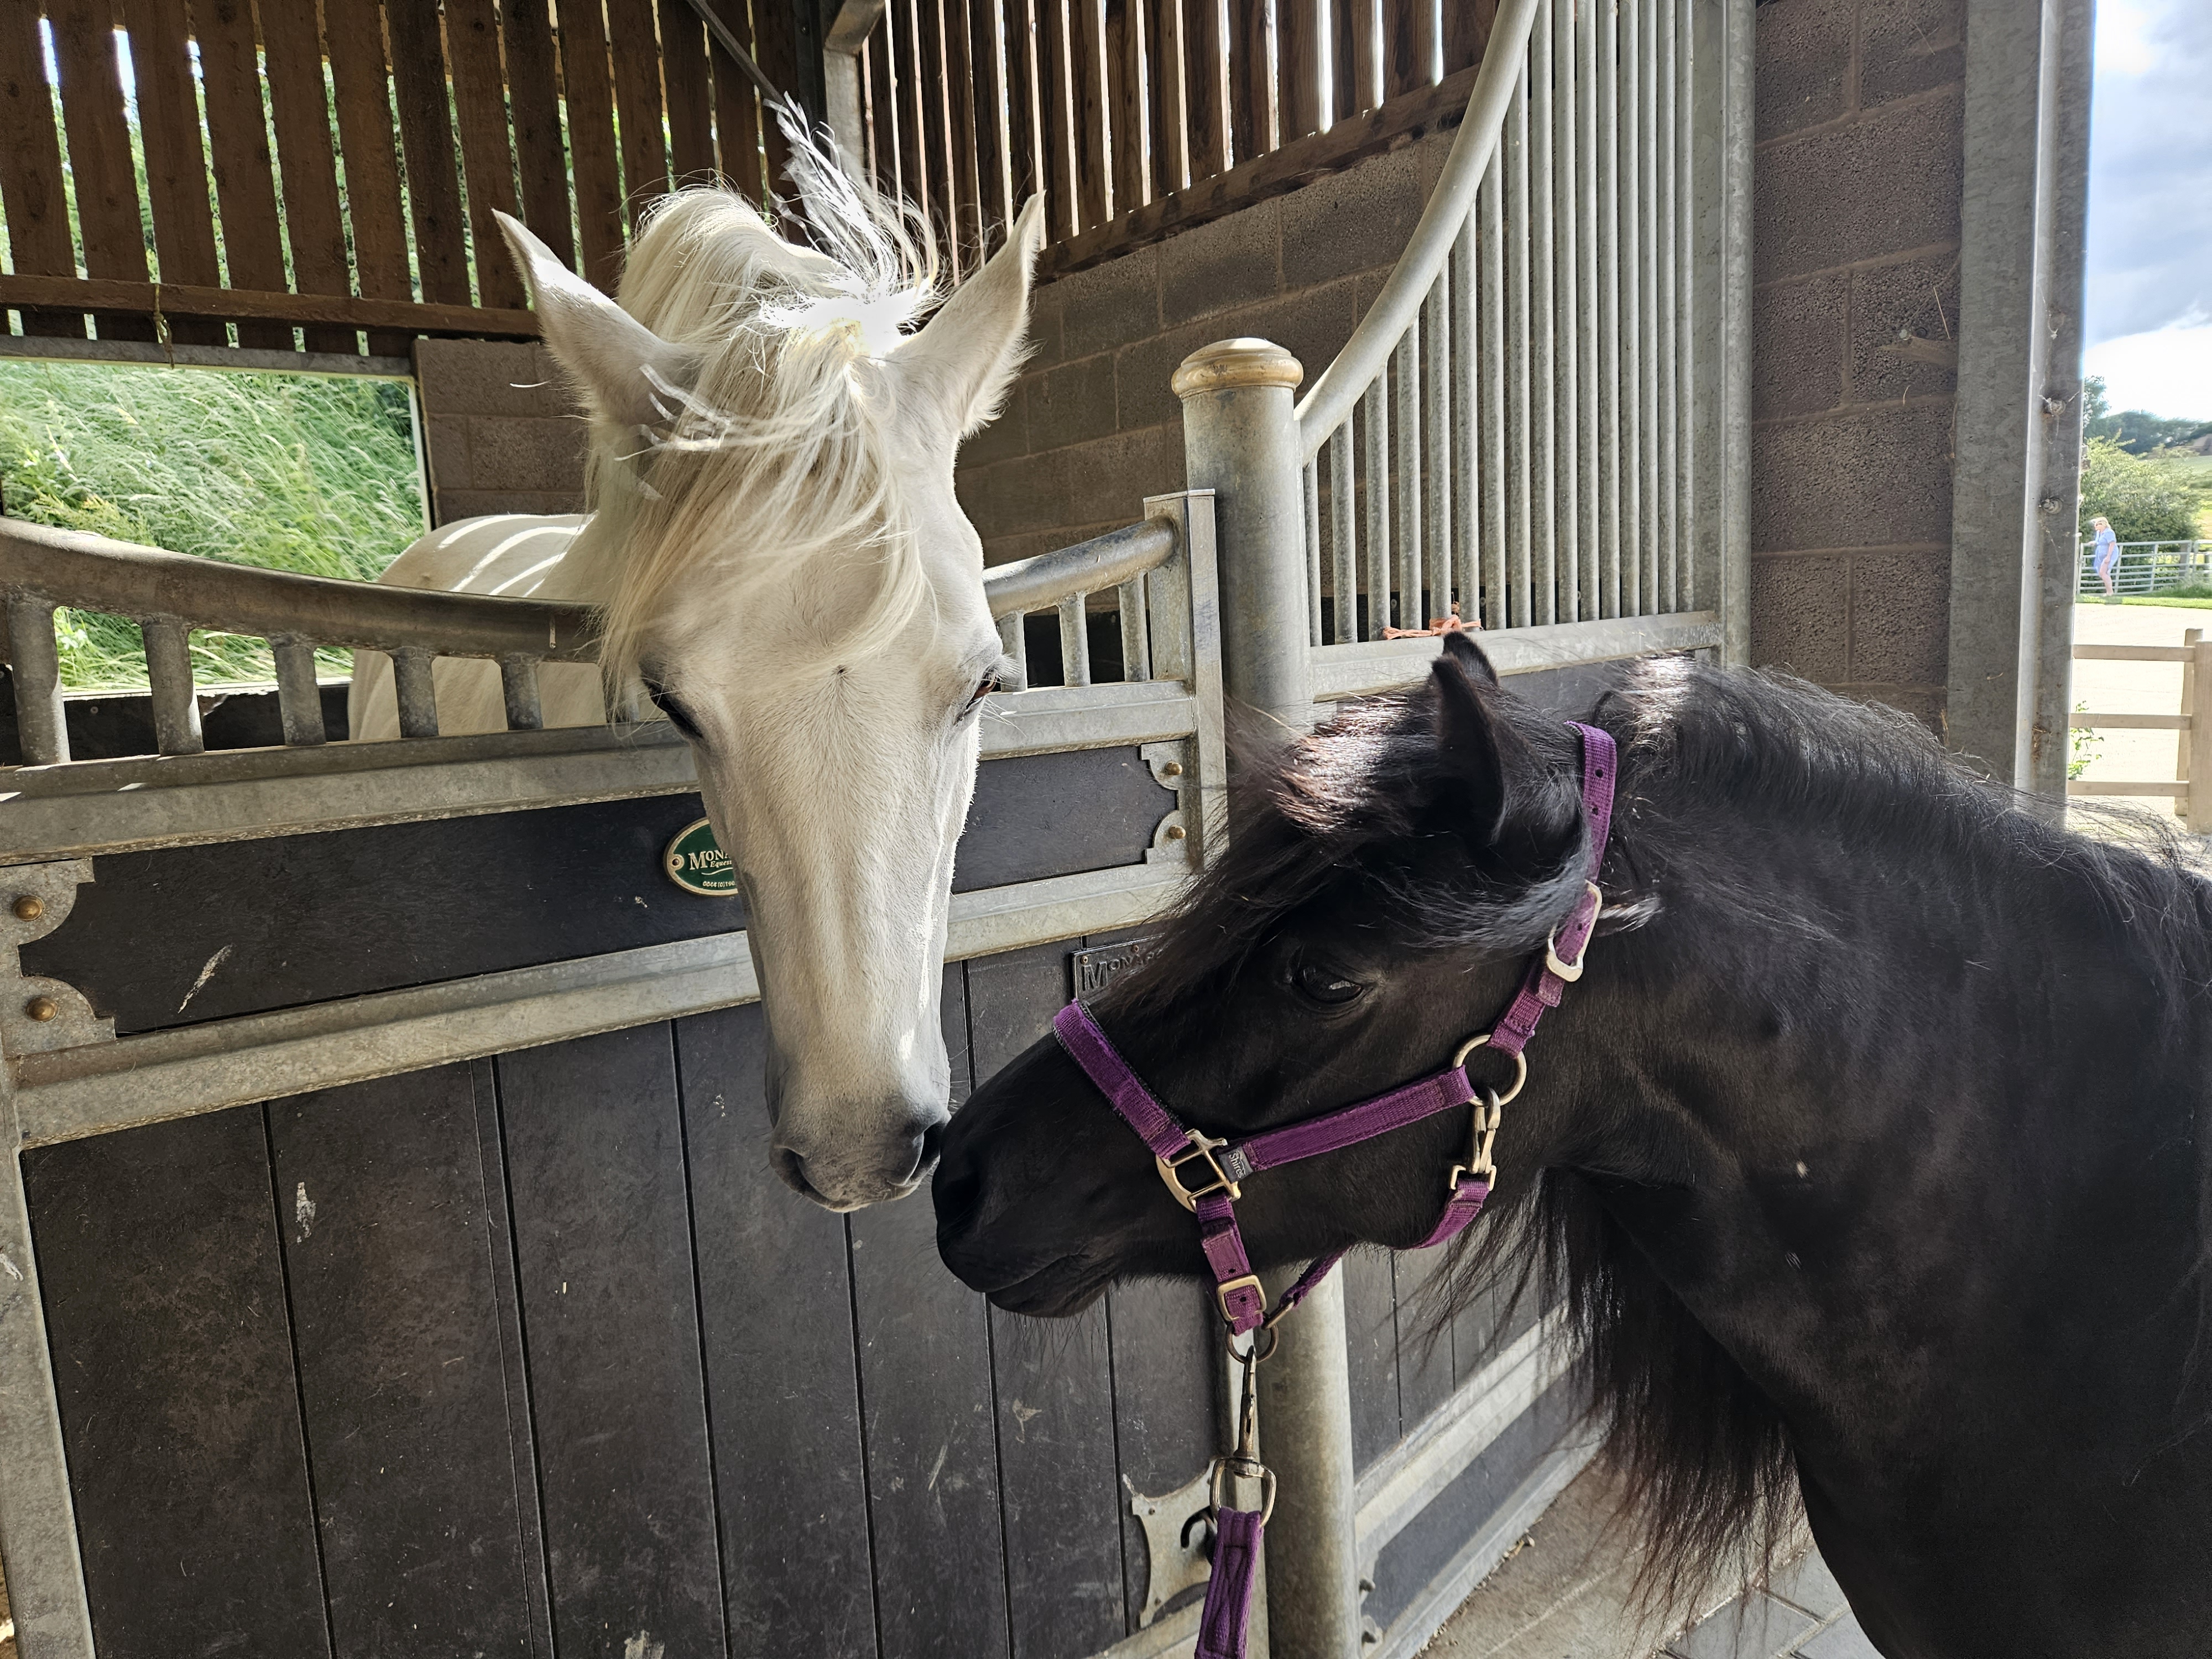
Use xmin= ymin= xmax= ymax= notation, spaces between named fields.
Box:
xmin=1544 ymin=882 xmax=1604 ymax=982
xmin=1215 ymin=1273 xmax=1264 ymax=1322
xmin=1157 ymin=1128 xmax=1242 ymax=1211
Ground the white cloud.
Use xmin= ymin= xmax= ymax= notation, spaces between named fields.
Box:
xmin=2084 ymin=0 xmax=2212 ymax=346
xmin=2084 ymin=317 xmax=2212 ymax=420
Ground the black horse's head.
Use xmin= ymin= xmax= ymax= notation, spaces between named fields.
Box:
xmin=935 ymin=632 xmax=1609 ymax=1316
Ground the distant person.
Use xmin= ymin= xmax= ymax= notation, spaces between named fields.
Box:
xmin=2092 ymin=515 xmax=2121 ymax=601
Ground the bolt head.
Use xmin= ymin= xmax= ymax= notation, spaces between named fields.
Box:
xmin=12 ymin=895 xmax=43 ymax=921
xmin=1165 ymin=823 xmax=1187 ymax=841
xmin=24 ymin=995 xmax=58 ymax=1022
xmin=1161 ymin=761 xmax=1184 ymax=778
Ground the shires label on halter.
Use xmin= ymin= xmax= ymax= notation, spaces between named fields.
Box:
xmin=664 ymin=818 xmax=738 ymax=896
xmin=1070 ymin=938 xmax=1154 ymax=999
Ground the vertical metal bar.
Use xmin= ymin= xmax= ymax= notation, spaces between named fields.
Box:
xmin=1661 ymin=0 xmax=1681 ymax=613
xmin=270 ymin=639 xmax=328 ymax=747
xmin=1676 ymin=0 xmax=1694 ymax=612
xmin=392 ymin=645 xmax=441 ymax=739
xmin=1638 ymin=0 xmax=1659 ymax=615
xmin=1361 ymin=378 xmax=1391 ymax=639
xmin=500 ymin=654 xmax=545 ymax=730
xmin=1598 ymin=0 xmax=1622 ymax=620
xmin=140 ymin=615 xmax=205 ymax=756
xmin=1117 ymin=575 xmax=1153 ymax=680
xmin=2190 ymin=636 xmax=2212 ymax=834
xmin=1303 ymin=460 xmax=1323 ymax=645
xmin=2179 ymin=627 xmax=2201 ymax=815
xmin=6 ymin=597 xmax=69 ymax=766
xmin=1329 ymin=425 xmax=1357 ymax=643
xmin=1057 ymin=592 xmax=1093 ymax=686
xmin=997 ymin=609 xmax=1030 ymax=686
xmin=1530 ymin=0 xmax=1556 ymax=624
xmin=1141 ymin=488 xmax=1227 ymax=862
xmin=1577 ymin=0 xmax=1601 ymax=623
xmin=1452 ymin=217 xmax=1478 ymax=630
xmin=1553 ymin=0 xmax=1579 ymax=623
xmin=1481 ymin=135 xmax=1510 ymax=631
xmin=1718 ymin=0 xmax=1751 ymax=661
xmin=1507 ymin=58 xmax=1534 ymax=628
xmin=1394 ymin=322 xmax=1422 ymax=629
xmin=1425 ymin=265 xmax=1453 ymax=625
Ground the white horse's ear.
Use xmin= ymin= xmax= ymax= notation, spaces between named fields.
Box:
xmin=895 ymin=195 xmax=1046 ymax=438
xmin=496 ymin=210 xmax=703 ymax=432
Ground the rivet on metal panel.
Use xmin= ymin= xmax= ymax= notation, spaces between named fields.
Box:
xmin=12 ymin=896 xmax=43 ymax=921
xmin=1161 ymin=760 xmax=1184 ymax=777
xmin=1166 ymin=825 xmax=1187 ymax=841
xmin=0 ymin=860 xmax=116 ymax=1058
xmin=24 ymin=997 xmax=56 ymax=1022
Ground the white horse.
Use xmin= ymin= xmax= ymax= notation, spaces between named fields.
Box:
xmin=352 ymin=142 xmax=1044 ymax=1211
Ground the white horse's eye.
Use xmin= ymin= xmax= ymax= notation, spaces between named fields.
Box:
xmin=643 ymin=676 xmax=703 ymax=740
xmin=962 ymin=672 xmax=1000 ymax=716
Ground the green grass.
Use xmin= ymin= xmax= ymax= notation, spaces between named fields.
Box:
xmin=0 ymin=359 xmax=425 ymax=689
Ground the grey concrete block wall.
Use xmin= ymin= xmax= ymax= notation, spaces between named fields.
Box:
xmin=954 ymin=129 xmax=1452 ymax=570
xmin=1751 ymin=0 xmax=1966 ymax=732
xmin=413 ymin=338 xmax=591 ymax=524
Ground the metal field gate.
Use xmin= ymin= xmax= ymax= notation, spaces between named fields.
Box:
xmin=0 ymin=0 xmax=1752 ymax=1652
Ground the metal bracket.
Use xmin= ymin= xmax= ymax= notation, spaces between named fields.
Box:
xmin=1126 ymin=1467 xmax=1215 ymax=1628
xmin=0 ymin=860 xmax=113 ymax=1058
xmin=1141 ymin=738 xmax=1193 ymax=865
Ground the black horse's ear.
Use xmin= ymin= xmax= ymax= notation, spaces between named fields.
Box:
xmin=1431 ymin=632 xmax=1510 ymax=842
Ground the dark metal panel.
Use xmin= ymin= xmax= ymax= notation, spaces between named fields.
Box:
xmin=495 ymin=1026 xmax=728 ymax=1658
xmin=267 ymin=1065 xmax=540 ymax=1658
xmin=29 ymin=746 xmax=1173 ymax=1034
xmin=1392 ymin=1250 xmax=1458 ymax=1433
xmin=1103 ymin=1280 xmax=1223 ymax=1632
xmin=847 ymin=966 xmax=1011 ymax=1659
xmin=674 ymin=1003 xmax=877 ymax=1658
xmin=1361 ymin=1379 xmax=1579 ymax=1635
xmin=21 ymin=1105 xmax=331 ymax=1658
xmin=1343 ymin=1248 xmax=1403 ymax=1472
xmin=969 ymin=941 xmax=1126 ymax=1658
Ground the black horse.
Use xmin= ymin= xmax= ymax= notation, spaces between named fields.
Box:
xmin=934 ymin=633 xmax=2212 ymax=1658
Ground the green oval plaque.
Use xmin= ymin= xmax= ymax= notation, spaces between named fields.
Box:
xmin=664 ymin=817 xmax=738 ymax=897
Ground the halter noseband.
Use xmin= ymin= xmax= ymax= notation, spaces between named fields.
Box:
xmin=1050 ymin=721 xmax=1619 ymax=1338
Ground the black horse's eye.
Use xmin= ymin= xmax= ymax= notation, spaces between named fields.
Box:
xmin=1292 ymin=960 xmax=1366 ymax=1006
xmin=643 ymin=677 xmax=702 ymax=740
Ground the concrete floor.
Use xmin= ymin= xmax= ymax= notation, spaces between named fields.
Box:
xmin=1423 ymin=1461 xmax=1877 ymax=1659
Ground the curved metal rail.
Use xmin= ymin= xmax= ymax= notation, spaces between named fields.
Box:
xmin=1295 ymin=0 xmax=1541 ymax=453
xmin=1 ymin=511 xmax=1183 ymax=766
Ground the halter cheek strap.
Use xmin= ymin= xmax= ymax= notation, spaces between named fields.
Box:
xmin=1051 ymin=721 xmax=1619 ymax=1337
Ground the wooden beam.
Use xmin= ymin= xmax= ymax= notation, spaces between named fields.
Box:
xmin=0 ymin=276 xmax=538 ymax=338
xmin=1041 ymin=61 xmax=1480 ymax=279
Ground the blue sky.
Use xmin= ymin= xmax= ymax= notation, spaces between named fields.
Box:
xmin=2083 ymin=0 xmax=2212 ymax=419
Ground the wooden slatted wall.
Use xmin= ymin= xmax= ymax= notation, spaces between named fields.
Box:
xmin=0 ymin=0 xmax=804 ymax=352
xmin=860 ymin=0 xmax=1504 ymax=278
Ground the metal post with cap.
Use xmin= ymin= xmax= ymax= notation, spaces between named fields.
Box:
xmin=1175 ymin=337 xmax=1364 ymax=1659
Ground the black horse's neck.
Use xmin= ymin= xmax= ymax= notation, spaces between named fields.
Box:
xmin=1511 ymin=723 xmax=2212 ymax=1654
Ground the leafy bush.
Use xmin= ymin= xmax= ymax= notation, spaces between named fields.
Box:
xmin=0 ymin=360 xmax=425 ymax=687
xmin=2078 ymin=436 xmax=2200 ymax=544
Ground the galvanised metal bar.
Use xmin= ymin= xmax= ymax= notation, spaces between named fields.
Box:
xmin=1423 ymin=269 xmax=1453 ymax=623
xmin=1531 ymin=0 xmax=1557 ymax=624
xmin=1394 ymin=325 xmax=1422 ymax=629
xmin=392 ymin=646 xmax=441 ymax=740
xmin=271 ymin=639 xmax=328 ymax=747
xmin=1329 ymin=426 xmax=1357 ymax=643
xmin=1362 ymin=379 xmax=1391 ymax=639
xmin=1551 ymin=0 xmax=1579 ymax=623
xmin=1597 ymin=0 xmax=1622 ymax=621
xmin=1575 ymin=0 xmax=1600 ymax=623
xmin=1480 ymin=141 xmax=1510 ymax=631
xmin=499 ymin=654 xmax=546 ymax=732
xmin=982 ymin=517 xmax=1178 ymax=616
xmin=1057 ymin=593 xmax=1094 ymax=686
xmin=997 ymin=612 xmax=1030 ymax=684
xmin=140 ymin=616 xmax=205 ymax=757
xmin=1506 ymin=63 xmax=1533 ymax=628
xmin=1303 ymin=462 xmax=1323 ymax=646
xmin=1118 ymin=574 xmax=1154 ymax=680
xmin=1449 ymin=221 xmax=1478 ymax=629
xmin=5 ymin=597 xmax=69 ymax=768
xmin=1675 ymin=0 xmax=1694 ymax=612
xmin=1636 ymin=0 xmax=1658 ymax=617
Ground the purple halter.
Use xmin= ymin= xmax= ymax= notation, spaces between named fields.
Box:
xmin=1048 ymin=722 xmax=1615 ymax=1659
xmin=1051 ymin=720 xmax=1618 ymax=1337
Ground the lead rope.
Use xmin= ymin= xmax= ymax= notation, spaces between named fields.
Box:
xmin=1196 ymin=1334 xmax=1275 ymax=1659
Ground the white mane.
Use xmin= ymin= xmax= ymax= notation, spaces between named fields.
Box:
xmin=566 ymin=117 xmax=952 ymax=698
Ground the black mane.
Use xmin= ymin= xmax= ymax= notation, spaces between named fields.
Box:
xmin=1124 ymin=654 xmax=2212 ymax=1615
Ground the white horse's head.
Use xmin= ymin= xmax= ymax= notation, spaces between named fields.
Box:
xmin=497 ymin=140 xmax=1041 ymax=1210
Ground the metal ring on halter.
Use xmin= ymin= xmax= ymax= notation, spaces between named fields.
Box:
xmin=1227 ymin=1323 xmax=1281 ymax=1364
xmin=1453 ymin=1032 xmax=1528 ymax=1106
